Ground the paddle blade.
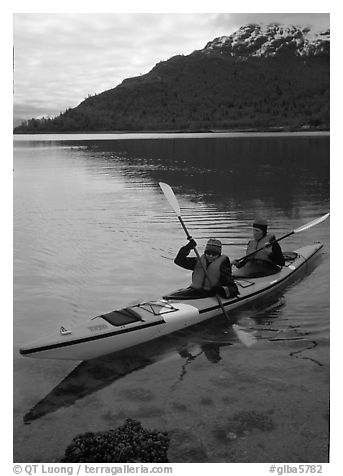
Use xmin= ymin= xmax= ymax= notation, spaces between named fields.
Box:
xmin=159 ymin=182 xmax=181 ymax=216
xmin=294 ymin=212 xmax=330 ymax=233
xmin=232 ymin=324 xmax=257 ymax=347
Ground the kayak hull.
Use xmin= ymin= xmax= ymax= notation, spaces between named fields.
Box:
xmin=19 ymin=302 xmax=200 ymax=361
xmin=19 ymin=242 xmax=323 ymax=361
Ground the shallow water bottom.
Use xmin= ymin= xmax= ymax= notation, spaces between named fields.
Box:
xmin=14 ymin=331 xmax=329 ymax=463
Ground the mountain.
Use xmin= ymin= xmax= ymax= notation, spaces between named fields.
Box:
xmin=203 ymin=23 xmax=330 ymax=58
xmin=14 ymin=23 xmax=329 ymax=133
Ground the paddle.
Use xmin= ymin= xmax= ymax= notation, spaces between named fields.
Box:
xmin=159 ymin=182 xmax=256 ymax=347
xmin=235 ymin=212 xmax=330 ymax=264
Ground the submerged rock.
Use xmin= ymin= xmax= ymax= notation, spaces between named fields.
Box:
xmin=61 ymin=418 xmax=170 ymax=463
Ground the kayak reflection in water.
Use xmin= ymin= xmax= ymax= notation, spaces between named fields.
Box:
xmin=174 ymin=238 xmax=239 ymax=298
xmin=175 ymin=341 xmax=231 ymax=385
xmin=232 ymin=218 xmax=285 ymax=278
xmin=179 ymin=343 xmax=222 ymax=364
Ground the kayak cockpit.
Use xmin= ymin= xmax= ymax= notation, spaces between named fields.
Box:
xmin=233 ymin=251 xmax=300 ymax=279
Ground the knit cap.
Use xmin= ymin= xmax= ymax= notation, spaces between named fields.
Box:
xmin=205 ymin=238 xmax=222 ymax=254
xmin=253 ymin=217 xmax=268 ymax=233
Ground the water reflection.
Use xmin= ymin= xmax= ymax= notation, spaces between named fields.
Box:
xmin=23 ymin=316 xmax=237 ymax=424
xmin=78 ymin=136 xmax=330 ymax=212
xmin=16 ymin=135 xmax=329 ymax=212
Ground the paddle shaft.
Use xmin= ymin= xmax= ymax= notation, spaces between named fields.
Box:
xmin=236 ymin=230 xmax=294 ymax=263
xmin=177 ymin=216 xmax=232 ymax=322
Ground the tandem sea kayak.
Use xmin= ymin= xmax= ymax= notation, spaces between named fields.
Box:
xmin=19 ymin=242 xmax=323 ymax=361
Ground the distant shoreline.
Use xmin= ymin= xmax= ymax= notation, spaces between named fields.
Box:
xmin=13 ymin=127 xmax=330 ymax=136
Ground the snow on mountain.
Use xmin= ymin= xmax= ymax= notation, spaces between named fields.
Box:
xmin=203 ymin=23 xmax=330 ymax=58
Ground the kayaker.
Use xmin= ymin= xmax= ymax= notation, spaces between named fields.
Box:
xmin=174 ymin=237 xmax=239 ymax=298
xmin=232 ymin=218 xmax=285 ymax=278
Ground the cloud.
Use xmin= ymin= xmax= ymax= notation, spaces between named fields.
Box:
xmin=14 ymin=14 xmax=211 ymax=120
xmin=212 ymin=12 xmax=329 ymax=32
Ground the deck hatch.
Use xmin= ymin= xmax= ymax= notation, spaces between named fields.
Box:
xmin=101 ymin=308 xmax=142 ymax=326
xmin=136 ymin=301 xmax=178 ymax=315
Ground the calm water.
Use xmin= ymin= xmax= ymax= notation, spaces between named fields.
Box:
xmin=13 ymin=133 xmax=330 ymax=463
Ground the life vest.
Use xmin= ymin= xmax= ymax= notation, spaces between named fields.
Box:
xmin=246 ymin=233 xmax=276 ymax=264
xmin=191 ymin=254 xmax=227 ymax=291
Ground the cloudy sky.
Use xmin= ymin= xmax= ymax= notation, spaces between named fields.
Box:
xmin=13 ymin=10 xmax=330 ymax=124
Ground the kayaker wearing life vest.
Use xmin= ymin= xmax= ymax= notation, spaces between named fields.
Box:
xmin=174 ymin=238 xmax=239 ymax=298
xmin=232 ymin=218 xmax=285 ymax=278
